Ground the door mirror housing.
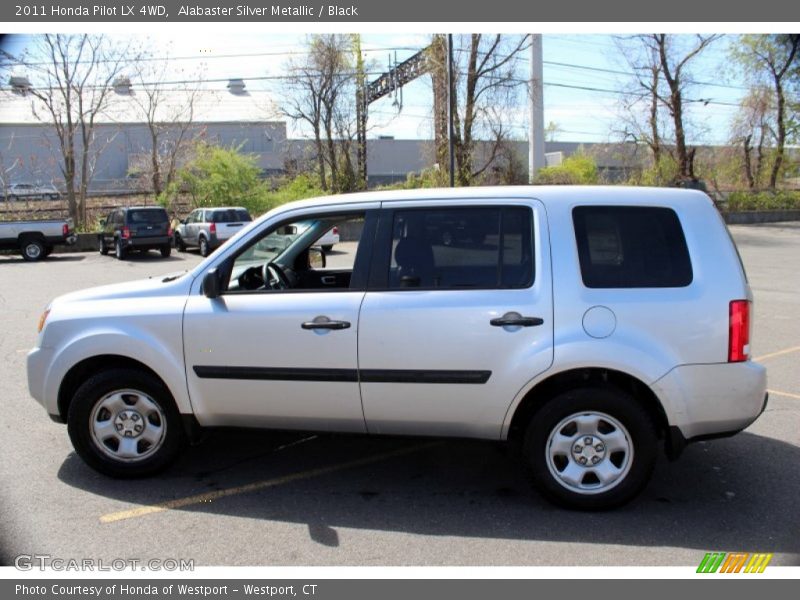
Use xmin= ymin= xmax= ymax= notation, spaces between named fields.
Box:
xmin=203 ymin=268 xmax=222 ymax=299
xmin=278 ymin=225 xmax=297 ymax=236
xmin=99 ymin=218 xmax=106 ymax=227
xmin=309 ymin=246 xmax=326 ymax=269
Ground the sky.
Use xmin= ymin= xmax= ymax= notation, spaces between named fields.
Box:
xmin=0 ymin=32 xmax=755 ymax=145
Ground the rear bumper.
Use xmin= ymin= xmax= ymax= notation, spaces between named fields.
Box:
xmin=653 ymin=360 xmax=768 ymax=443
xmin=123 ymin=236 xmax=171 ymax=249
xmin=666 ymin=392 xmax=769 ymax=459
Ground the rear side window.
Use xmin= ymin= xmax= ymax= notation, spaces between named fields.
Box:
xmin=212 ymin=209 xmax=252 ymax=223
xmin=573 ymin=206 xmax=692 ymax=288
xmin=388 ymin=206 xmax=534 ymax=289
xmin=128 ymin=209 xmax=168 ymax=224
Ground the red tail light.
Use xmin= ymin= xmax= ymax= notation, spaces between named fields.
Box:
xmin=209 ymin=223 xmax=216 ymax=235
xmin=62 ymin=223 xmax=69 ymax=236
xmin=167 ymin=227 xmax=173 ymax=237
xmin=121 ymin=226 xmax=131 ymax=239
xmin=332 ymin=226 xmax=339 ymax=235
xmin=728 ymin=300 xmax=750 ymax=362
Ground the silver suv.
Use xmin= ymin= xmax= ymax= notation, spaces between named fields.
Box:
xmin=174 ymin=207 xmax=251 ymax=257
xmin=27 ymin=187 xmax=767 ymax=509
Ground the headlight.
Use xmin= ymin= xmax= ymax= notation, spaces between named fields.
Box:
xmin=37 ymin=308 xmax=50 ymax=333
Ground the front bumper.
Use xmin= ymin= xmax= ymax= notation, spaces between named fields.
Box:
xmin=27 ymin=346 xmax=57 ymax=417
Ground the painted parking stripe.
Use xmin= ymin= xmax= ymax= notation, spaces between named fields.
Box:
xmin=767 ymin=388 xmax=800 ymax=400
xmin=99 ymin=442 xmax=439 ymax=524
xmin=755 ymin=345 xmax=800 ymax=361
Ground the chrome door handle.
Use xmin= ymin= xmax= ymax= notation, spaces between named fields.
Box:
xmin=301 ymin=317 xmax=351 ymax=330
xmin=490 ymin=312 xmax=544 ymax=327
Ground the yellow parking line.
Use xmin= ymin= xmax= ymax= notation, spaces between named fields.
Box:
xmin=755 ymin=345 xmax=800 ymax=361
xmin=100 ymin=442 xmax=439 ymax=524
xmin=768 ymin=389 xmax=800 ymax=400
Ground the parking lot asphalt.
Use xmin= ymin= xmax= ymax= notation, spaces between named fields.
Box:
xmin=0 ymin=227 xmax=798 ymax=568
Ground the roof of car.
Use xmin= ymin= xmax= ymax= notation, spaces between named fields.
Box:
xmin=268 ymin=185 xmax=712 ymax=217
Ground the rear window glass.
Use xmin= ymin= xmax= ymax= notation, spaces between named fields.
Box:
xmin=212 ymin=209 xmax=251 ymax=223
xmin=388 ymin=206 xmax=534 ymax=289
xmin=128 ymin=209 xmax=168 ymax=224
xmin=572 ymin=206 xmax=693 ymax=288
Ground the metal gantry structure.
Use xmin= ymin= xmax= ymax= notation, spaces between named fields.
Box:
xmin=355 ymin=35 xmax=453 ymax=186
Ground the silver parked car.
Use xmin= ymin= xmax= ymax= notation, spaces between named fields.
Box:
xmin=27 ymin=186 xmax=767 ymax=509
xmin=174 ymin=207 xmax=252 ymax=257
xmin=5 ymin=182 xmax=60 ymax=201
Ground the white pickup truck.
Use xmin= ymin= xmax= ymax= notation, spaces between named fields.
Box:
xmin=0 ymin=218 xmax=77 ymax=261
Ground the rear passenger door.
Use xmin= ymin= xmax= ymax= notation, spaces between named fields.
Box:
xmin=358 ymin=200 xmax=554 ymax=439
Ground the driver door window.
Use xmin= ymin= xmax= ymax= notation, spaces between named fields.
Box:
xmin=225 ymin=212 xmax=370 ymax=293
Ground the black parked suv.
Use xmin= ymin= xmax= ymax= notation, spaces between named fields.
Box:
xmin=98 ymin=207 xmax=172 ymax=260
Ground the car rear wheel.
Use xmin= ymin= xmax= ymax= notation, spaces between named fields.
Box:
xmin=199 ymin=236 xmax=210 ymax=257
xmin=523 ymin=386 xmax=657 ymax=510
xmin=20 ymin=238 xmax=45 ymax=261
xmin=67 ymin=368 xmax=185 ymax=477
xmin=160 ymin=244 xmax=171 ymax=258
xmin=99 ymin=237 xmax=109 ymax=255
xmin=322 ymin=244 xmax=333 ymax=253
xmin=115 ymin=239 xmax=126 ymax=260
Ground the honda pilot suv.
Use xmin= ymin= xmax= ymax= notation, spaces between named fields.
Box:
xmin=27 ymin=187 xmax=767 ymax=509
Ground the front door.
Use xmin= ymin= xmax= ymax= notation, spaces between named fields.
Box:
xmin=183 ymin=207 xmax=376 ymax=432
xmin=358 ymin=201 xmax=554 ymax=439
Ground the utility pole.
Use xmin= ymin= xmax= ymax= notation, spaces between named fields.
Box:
xmin=529 ymin=34 xmax=546 ymax=184
xmin=352 ymin=34 xmax=367 ymax=189
xmin=447 ymin=33 xmax=455 ymax=188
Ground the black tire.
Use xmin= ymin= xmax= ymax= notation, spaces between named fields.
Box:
xmin=174 ymin=233 xmax=186 ymax=252
xmin=99 ymin=237 xmax=109 ymax=255
xmin=321 ymin=245 xmax=333 ymax=253
xmin=20 ymin=238 xmax=46 ymax=261
xmin=160 ymin=244 xmax=171 ymax=258
xmin=199 ymin=236 xmax=210 ymax=257
xmin=115 ymin=238 xmax=126 ymax=260
xmin=523 ymin=386 xmax=657 ymax=510
xmin=42 ymin=246 xmax=53 ymax=257
xmin=67 ymin=368 xmax=185 ymax=478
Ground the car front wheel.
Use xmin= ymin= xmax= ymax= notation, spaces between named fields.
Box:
xmin=67 ymin=368 xmax=185 ymax=477
xmin=523 ymin=387 xmax=657 ymax=510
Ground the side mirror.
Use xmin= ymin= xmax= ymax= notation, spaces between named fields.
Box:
xmin=279 ymin=225 xmax=297 ymax=236
xmin=181 ymin=219 xmax=187 ymax=225
xmin=99 ymin=218 xmax=106 ymax=227
xmin=202 ymin=268 xmax=221 ymax=299
xmin=309 ymin=246 xmax=326 ymax=269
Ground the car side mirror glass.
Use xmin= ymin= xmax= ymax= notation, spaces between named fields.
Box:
xmin=278 ymin=225 xmax=297 ymax=236
xmin=309 ymin=247 xmax=326 ymax=269
xmin=202 ymin=268 xmax=221 ymax=299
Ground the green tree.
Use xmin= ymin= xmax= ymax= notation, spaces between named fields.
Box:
xmin=731 ymin=34 xmax=800 ymax=189
xmin=164 ymin=142 xmax=270 ymax=215
xmin=535 ymin=153 xmax=599 ymax=185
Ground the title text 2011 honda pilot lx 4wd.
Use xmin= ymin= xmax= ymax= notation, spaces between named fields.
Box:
xmin=27 ymin=187 xmax=767 ymax=509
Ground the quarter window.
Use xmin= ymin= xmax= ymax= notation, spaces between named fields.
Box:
xmin=572 ymin=205 xmax=693 ymax=288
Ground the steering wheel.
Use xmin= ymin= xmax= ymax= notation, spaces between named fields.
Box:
xmin=266 ymin=262 xmax=290 ymax=290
